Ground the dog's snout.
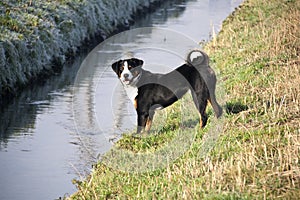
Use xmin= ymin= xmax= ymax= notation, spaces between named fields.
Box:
xmin=123 ymin=73 xmax=129 ymax=79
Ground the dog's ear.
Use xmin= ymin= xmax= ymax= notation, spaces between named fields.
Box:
xmin=130 ymin=58 xmax=144 ymax=67
xmin=112 ymin=60 xmax=122 ymax=74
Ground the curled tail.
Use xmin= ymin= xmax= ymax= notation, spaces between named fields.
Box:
xmin=187 ymin=50 xmax=223 ymax=118
xmin=187 ymin=49 xmax=209 ymax=66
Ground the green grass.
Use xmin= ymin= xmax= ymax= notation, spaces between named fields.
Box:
xmin=70 ymin=0 xmax=300 ymax=199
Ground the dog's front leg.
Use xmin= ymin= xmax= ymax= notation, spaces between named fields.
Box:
xmin=145 ymin=110 xmax=154 ymax=132
xmin=137 ymin=112 xmax=148 ymax=134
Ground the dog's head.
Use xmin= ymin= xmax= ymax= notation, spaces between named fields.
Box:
xmin=112 ymin=58 xmax=144 ymax=86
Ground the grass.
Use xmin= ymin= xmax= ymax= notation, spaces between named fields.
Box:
xmin=70 ymin=0 xmax=300 ymax=199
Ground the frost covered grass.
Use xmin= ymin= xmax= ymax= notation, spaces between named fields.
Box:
xmin=70 ymin=0 xmax=300 ymax=199
xmin=0 ymin=0 xmax=163 ymax=103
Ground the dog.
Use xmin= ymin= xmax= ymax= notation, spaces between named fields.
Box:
xmin=112 ymin=50 xmax=222 ymax=133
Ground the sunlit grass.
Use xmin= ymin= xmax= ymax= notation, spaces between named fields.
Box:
xmin=70 ymin=0 xmax=300 ymax=199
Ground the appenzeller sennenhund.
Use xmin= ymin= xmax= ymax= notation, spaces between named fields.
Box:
xmin=112 ymin=50 xmax=222 ymax=133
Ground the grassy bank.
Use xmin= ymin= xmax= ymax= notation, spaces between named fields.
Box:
xmin=70 ymin=0 xmax=300 ymax=199
xmin=0 ymin=0 xmax=163 ymax=103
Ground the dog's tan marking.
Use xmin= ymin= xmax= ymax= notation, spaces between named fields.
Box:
xmin=199 ymin=113 xmax=203 ymax=128
xmin=133 ymin=98 xmax=138 ymax=109
xmin=145 ymin=118 xmax=152 ymax=132
xmin=207 ymin=99 xmax=211 ymax=106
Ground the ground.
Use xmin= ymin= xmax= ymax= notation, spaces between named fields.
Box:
xmin=70 ymin=0 xmax=300 ymax=198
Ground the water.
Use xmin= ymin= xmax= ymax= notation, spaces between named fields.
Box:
xmin=0 ymin=0 xmax=243 ymax=199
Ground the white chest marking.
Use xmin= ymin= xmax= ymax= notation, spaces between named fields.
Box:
xmin=124 ymin=85 xmax=138 ymax=104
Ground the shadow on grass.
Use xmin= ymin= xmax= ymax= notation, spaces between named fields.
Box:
xmin=225 ymin=101 xmax=248 ymax=114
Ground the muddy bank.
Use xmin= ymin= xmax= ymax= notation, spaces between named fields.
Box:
xmin=0 ymin=0 xmax=170 ymax=104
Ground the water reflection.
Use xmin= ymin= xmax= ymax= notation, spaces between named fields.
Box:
xmin=0 ymin=57 xmax=83 ymax=148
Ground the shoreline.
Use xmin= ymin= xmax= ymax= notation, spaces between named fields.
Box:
xmin=70 ymin=0 xmax=300 ymax=199
xmin=0 ymin=0 xmax=170 ymax=105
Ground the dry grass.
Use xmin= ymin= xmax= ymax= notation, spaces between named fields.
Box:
xmin=203 ymin=0 xmax=300 ymax=198
xmin=70 ymin=0 xmax=300 ymax=199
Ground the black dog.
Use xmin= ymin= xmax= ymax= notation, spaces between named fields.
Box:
xmin=112 ymin=50 xmax=222 ymax=133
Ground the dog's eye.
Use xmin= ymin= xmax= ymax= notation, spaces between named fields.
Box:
xmin=131 ymin=68 xmax=140 ymax=75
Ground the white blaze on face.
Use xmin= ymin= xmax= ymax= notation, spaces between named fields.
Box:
xmin=124 ymin=61 xmax=129 ymax=71
xmin=120 ymin=61 xmax=139 ymax=105
xmin=120 ymin=61 xmax=133 ymax=85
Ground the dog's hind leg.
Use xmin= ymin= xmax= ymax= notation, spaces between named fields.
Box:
xmin=191 ymin=91 xmax=208 ymax=128
xmin=198 ymin=100 xmax=208 ymax=128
